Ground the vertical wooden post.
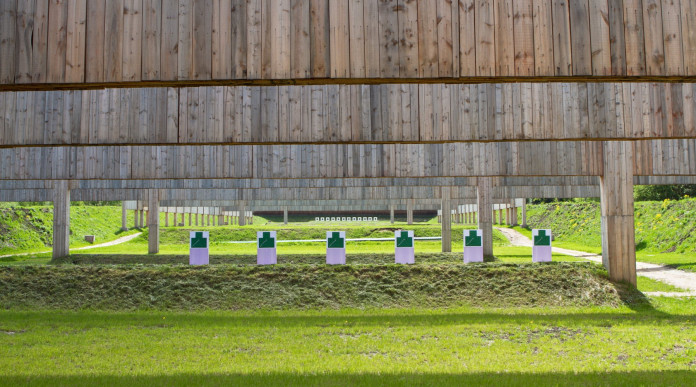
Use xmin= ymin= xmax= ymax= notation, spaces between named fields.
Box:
xmin=121 ymin=201 xmax=128 ymax=231
xmin=506 ymin=203 xmax=512 ymax=225
xmin=390 ymin=204 xmax=395 ymax=224
xmin=139 ymin=210 xmax=145 ymax=228
xmin=510 ymin=200 xmax=518 ymax=226
xmin=239 ymin=202 xmax=247 ymax=226
xmin=164 ymin=211 xmax=169 ymax=227
xmin=52 ymin=180 xmax=70 ymax=259
xmin=180 ymin=212 xmax=184 ymax=226
xmin=133 ymin=210 xmax=139 ymax=228
xmin=600 ymin=141 xmax=636 ymax=285
xmin=188 ymin=212 xmax=192 ymax=226
xmin=283 ymin=206 xmax=288 ymax=224
xmin=407 ymin=199 xmax=414 ymax=224
xmin=147 ymin=190 xmax=159 ymax=254
xmin=477 ymin=177 xmax=494 ymax=258
xmin=441 ymin=199 xmax=452 ymax=252
xmin=521 ymin=199 xmax=527 ymax=227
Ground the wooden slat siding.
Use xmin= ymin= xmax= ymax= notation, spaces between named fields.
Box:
xmin=551 ymin=0 xmax=572 ymax=75
xmin=272 ymin=0 xmax=292 ymax=78
xmin=142 ymin=0 xmax=161 ymax=80
xmin=494 ymin=0 xmax=513 ymax=76
xmin=397 ymin=0 xmax=418 ymax=77
xmin=122 ymin=0 xmax=142 ymax=82
xmin=245 ymin=0 xmax=260 ymax=78
xmin=532 ymin=0 xmax=553 ymax=75
xmin=104 ymin=0 xmax=124 ymax=82
xmin=475 ymin=0 xmax=494 ymax=76
xmin=65 ymin=0 xmax=86 ymax=82
xmin=28 ymin=0 xmax=49 ymax=83
xmin=568 ymin=0 xmax=591 ymax=75
xmin=684 ymin=83 xmax=695 ymax=136
xmin=192 ymin=0 xmax=212 ymax=80
xmin=290 ymin=0 xmax=310 ymax=78
xmin=309 ymin=0 xmax=329 ymax=77
xmin=513 ymin=0 xmax=534 ymax=76
xmin=670 ymin=83 xmax=685 ymax=137
xmin=436 ymin=0 xmax=454 ymax=77
xmin=417 ymin=0 xmax=437 ymax=77
xmin=459 ymin=0 xmax=476 ymax=75
xmin=328 ymin=0 xmax=348 ymax=78
xmin=15 ymin=0 xmax=34 ymax=83
xmin=177 ymin=0 xmax=193 ymax=79
xmin=642 ymin=0 xmax=665 ymax=75
xmin=159 ymin=0 xmax=178 ymax=80
xmin=362 ymin=0 xmax=379 ymax=77
xmin=339 ymin=85 xmax=352 ymax=141
xmin=47 ymin=0 xmax=68 ymax=83
xmin=623 ymin=0 xmax=646 ymax=75
xmin=0 ymin=1 xmax=16 ymax=83
xmin=588 ymin=0 xmax=611 ymax=75
xmin=662 ymin=0 xmax=684 ymax=75
xmin=212 ymin=0 xmax=231 ymax=79
xmin=377 ymin=0 xmax=399 ymax=78
xmin=607 ymin=0 xmax=627 ymax=75
xmin=682 ymin=0 xmax=696 ymax=74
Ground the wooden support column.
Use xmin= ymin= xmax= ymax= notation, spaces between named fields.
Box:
xmin=121 ymin=202 xmax=128 ymax=231
xmin=139 ymin=210 xmax=145 ymax=228
xmin=407 ymin=199 xmax=414 ymax=225
xmin=521 ymin=200 xmax=527 ymax=227
xmin=218 ymin=214 xmax=225 ymax=225
xmin=283 ymin=206 xmax=288 ymax=224
xmin=506 ymin=203 xmax=512 ymax=225
xmin=133 ymin=210 xmax=139 ymax=228
xmin=239 ymin=202 xmax=247 ymax=226
xmin=164 ymin=212 xmax=169 ymax=227
xmin=188 ymin=212 xmax=192 ymax=226
xmin=52 ymin=180 xmax=70 ymax=259
xmin=390 ymin=205 xmax=395 ymax=224
xmin=441 ymin=199 xmax=452 ymax=253
xmin=600 ymin=141 xmax=637 ymax=285
xmin=180 ymin=212 xmax=184 ymax=226
xmin=147 ymin=190 xmax=160 ymax=254
xmin=510 ymin=200 xmax=518 ymax=226
xmin=477 ymin=177 xmax=494 ymax=258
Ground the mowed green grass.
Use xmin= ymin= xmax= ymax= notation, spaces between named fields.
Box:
xmin=1 ymin=298 xmax=696 ymax=386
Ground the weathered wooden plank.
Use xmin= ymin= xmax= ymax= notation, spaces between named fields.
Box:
xmin=192 ymin=0 xmax=212 ymax=80
xmin=160 ymin=0 xmax=178 ymax=80
xmin=104 ymin=0 xmax=124 ymax=82
xmin=642 ymin=0 xmax=665 ymax=75
xmin=122 ymin=0 xmax=143 ymax=81
xmin=551 ymin=0 xmax=572 ymax=75
xmin=495 ymin=0 xmax=514 ymax=76
xmin=623 ymin=0 xmax=646 ymax=75
xmin=378 ymin=0 xmax=399 ymax=78
xmin=588 ymin=0 xmax=611 ymax=75
xmin=309 ymin=0 xmax=330 ymax=77
xmin=513 ymin=0 xmax=534 ymax=76
xmin=682 ymin=0 xmax=696 ymax=75
xmin=291 ymin=0 xmax=311 ymax=78
xmin=329 ymin=0 xmax=349 ymax=77
xmin=607 ymin=0 xmax=626 ymax=75
xmin=475 ymin=0 xmax=495 ymax=76
xmin=212 ymin=0 xmax=232 ymax=79
xmin=459 ymin=0 xmax=476 ymax=76
xmin=0 ymin=1 xmax=17 ymax=83
xmin=177 ymin=0 xmax=193 ymax=79
xmin=436 ymin=0 xmax=454 ymax=77
xmin=662 ymin=0 xmax=684 ymax=75
xmin=532 ymin=0 xmax=553 ymax=75
xmin=398 ymin=0 xmax=418 ymax=77
xmin=15 ymin=0 xmax=35 ymax=83
xmin=47 ymin=0 xmax=68 ymax=83
xmin=569 ymin=0 xmax=591 ymax=75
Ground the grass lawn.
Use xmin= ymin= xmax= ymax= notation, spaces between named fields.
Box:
xmin=1 ymin=298 xmax=696 ymax=386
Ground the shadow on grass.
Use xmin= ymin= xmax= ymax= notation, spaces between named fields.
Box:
xmin=0 ymin=370 xmax=694 ymax=386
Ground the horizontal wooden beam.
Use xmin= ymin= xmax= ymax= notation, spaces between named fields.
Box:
xmin=1 ymin=140 xmax=694 ymax=180
xmin=3 ymin=0 xmax=696 ymax=87
xmin=2 ymin=83 xmax=696 ymax=146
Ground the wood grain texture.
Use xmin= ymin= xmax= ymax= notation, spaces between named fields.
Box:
xmin=3 ymin=0 xmax=696 ymax=84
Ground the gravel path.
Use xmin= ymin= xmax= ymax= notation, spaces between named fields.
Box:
xmin=496 ymin=227 xmax=696 ymax=296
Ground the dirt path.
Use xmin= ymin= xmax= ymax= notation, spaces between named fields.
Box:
xmin=0 ymin=232 xmax=142 ymax=258
xmin=496 ymin=227 xmax=696 ymax=296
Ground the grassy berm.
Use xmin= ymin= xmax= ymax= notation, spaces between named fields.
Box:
xmin=0 ymin=263 xmax=638 ymax=310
